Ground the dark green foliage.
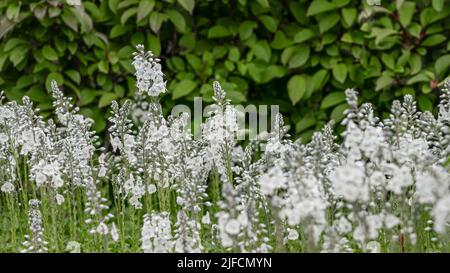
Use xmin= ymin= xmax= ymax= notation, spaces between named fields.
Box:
xmin=0 ymin=0 xmax=449 ymax=141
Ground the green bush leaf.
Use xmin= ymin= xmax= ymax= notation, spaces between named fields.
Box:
xmin=288 ymin=45 xmax=310 ymax=68
xmin=421 ymin=34 xmax=446 ymax=46
xmin=318 ymin=13 xmax=340 ymax=33
xmin=178 ymin=0 xmax=195 ymax=14
xmin=398 ymin=1 xmax=416 ymax=27
xmin=239 ymin=21 xmax=257 ymax=40
xmin=331 ymin=103 xmax=348 ymax=122
xmin=98 ymin=93 xmax=119 ymax=108
xmin=228 ymin=47 xmax=240 ymax=62
xmin=259 ymin=15 xmax=278 ymax=32
xmin=332 ymin=63 xmax=348 ymax=83
xmin=271 ymin=31 xmax=292 ymax=49
xmin=167 ymin=9 xmax=186 ymax=33
xmin=418 ymin=95 xmax=433 ymax=111
xmin=295 ymin=117 xmax=316 ymax=133
xmin=149 ymin=12 xmax=167 ymax=33
xmin=376 ymin=75 xmax=394 ymax=91
xmin=251 ymin=41 xmax=271 ymax=63
xmin=432 ymin=0 xmax=444 ymax=12
xmin=137 ymin=0 xmax=155 ymax=22
xmin=435 ymin=55 xmax=450 ymax=77
xmin=172 ymin=79 xmax=198 ymax=99
xmin=287 ymin=75 xmax=306 ymax=105
xmin=208 ymin=25 xmax=231 ymax=39
xmin=42 ymin=46 xmax=58 ymax=62
xmin=294 ymin=29 xmax=316 ymax=43
xmin=307 ymin=0 xmax=336 ymax=16
xmin=341 ymin=8 xmax=356 ymax=27
xmin=65 ymin=70 xmax=81 ymax=84
xmin=320 ymin=91 xmax=346 ymax=109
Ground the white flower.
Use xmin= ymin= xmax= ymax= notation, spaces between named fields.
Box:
xmin=1 ymin=182 xmax=15 ymax=193
xmin=330 ymin=163 xmax=369 ymax=203
xmin=66 ymin=0 xmax=81 ymax=6
xmin=111 ymin=223 xmax=119 ymax=242
xmin=56 ymin=194 xmax=65 ymax=205
xmin=432 ymin=195 xmax=450 ymax=234
xmin=35 ymin=172 xmax=47 ymax=187
xmin=202 ymin=212 xmax=211 ymax=225
xmin=225 ymin=219 xmax=240 ymax=235
xmin=96 ymin=223 xmax=109 ymax=235
xmin=287 ymin=229 xmax=299 ymax=240
xmin=148 ymin=184 xmax=157 ymax=194
xmin=65 ymin=241 xmax=81 ymax=253
xmin=336 ymin=217 xmax=352 ymax=234
xmin=259 ymin=166 xmax=286 ymax=196
xmin=385 ymin=165 xmax=413 ymax=195
xmin=366 ymin=241 xmax=381 ymax=253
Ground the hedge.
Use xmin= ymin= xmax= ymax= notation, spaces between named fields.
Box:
xmin=0 ymin=0 xmax=449 ymax=140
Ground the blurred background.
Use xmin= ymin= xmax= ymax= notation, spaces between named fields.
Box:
xmin=0 ymin=0 xmax=449 ymax=141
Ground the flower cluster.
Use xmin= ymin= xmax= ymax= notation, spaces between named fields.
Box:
xmin=1 ymin=44 xmax=449 ymax=253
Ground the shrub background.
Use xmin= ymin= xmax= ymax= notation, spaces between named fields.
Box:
xmin=0 ymin=0 xmax=449 ymax=140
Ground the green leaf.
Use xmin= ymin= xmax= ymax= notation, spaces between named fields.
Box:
xmin=421 ymin=34 xmax=446 ymax=46
xmin=406 ymin=72 xmax=430 ymax=85
xmin=65 ymin=70 xmax=81 ymax=84
xmin=331 ymin=103 xmax=348 ymax=122
xmin=4 ymin=38 xmax=26 ymax=52
xmin=186 ymin=54 xmax=202 ymax=71
xmin=320 ymin=91 xmax=346 ymax=109
xmin=288 ymin=45 xmax=310 ymax=68
xmin=307 ymin=0 xmax=336 ymax=16
xmin=137 ymin=0 xmax=155 ymax=22
xmin=376 ymin=75 xmax=394 ymax=90
xmin=261 ymin=65 xmax=288 ymax=83
xmin=251 ymin=41 xmax=271 ymax=63
xmin=42 ymin=46 xmax=58 ymax=61
xmin=435 ymin=55 xmax=450 ymax=77
xmin=381 ymin=53 xmax=396 ymax=70
xmin=16 ymin=75 xmax=35 ymax=90
xmin=256 ymin=0 xmax=270 ymax=8
xmin=167 ymin=9 xmax=186 ymax=33
xmin=148 ymin=34 xmax=161 ymax=56
xmin=149 ymin=12 xmax=166 ymax=33
xmin=6 ymin=3 xmax=20 ymax=21
xmin=228 ymin=47 xmax=240 ymax=62
xmin=289 ymin=1 xmax=307 ymax=24
xmin=409 ymin=54 xmax=422 ymax=75
xmin=172 ymin=79 xmax=198 ymax=99
xmin=332 ymin=63 xmax=348 ymax=83
xmin=208 ymin=25 xmax=231 ymax=39
xmin=259 ymin=15 xmax=278 ymax=32
xmin=98 ymin=60 xmax=109 ymax=73
xmin=98 ymin=93 xmax=119 ymax=108
xmin=432 ymin=0 xmax=444 ymax=12
xmin=178 ymin=0 xmax=195 ymax=14
xmin=271 ymin=31 xmax=293 ymax=49
xmin=46 ymin=72 xmax=64 ymax=92
xmin=121 ymin=7 xmax=137 ymax=25
xmin=341 ymin=8 xmax=357 ymax=27
xmin=418 ymin=95 xmax=433 ymax=112
xmin=110 ymin=25 xmax=131 ymax=38
xmin=287 ymin=75 xmax=306 ymax=105
xmin=311 ymin=69 xmax=329 ymax=92
xmin=294 ymin=29 xmax=316 ymax=43
xmin=295 ymin=117 xmax=316 ymax=133
xmin=370 ymin=28 xmax=398 ymax=45
xmin=398 ymin=1 xmax=416 ymax=27
xmin=318 ymin=13 xmax=340 ymax=33
xmin=239 ymin=21 xmax=257 ymax=40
